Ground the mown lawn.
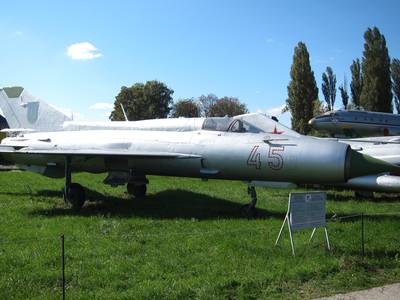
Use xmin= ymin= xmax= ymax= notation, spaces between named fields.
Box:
xmin=0 ymin=171 xmax=399 ymax=299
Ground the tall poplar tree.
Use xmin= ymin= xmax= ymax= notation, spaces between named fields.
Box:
xmin=321 ymin=66 xmax=336 ymax=111
xmin=392 ymin=58 xmax=400 ymax=113
xmin=350 ymin=59 xmax=363 ymax=109
xmin=360 ymin=27 xmax=392 ymax=112
xmin=339 ymin=76 xmax=349 ymax=110
xmin=286 ymin=42 xmax=318 ymax=134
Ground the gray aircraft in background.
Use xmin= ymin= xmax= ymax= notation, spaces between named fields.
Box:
xmin=1 ymin=87 xmax=400 ymax=212
xmin=309 ymin=110 xmax=400 ymax=138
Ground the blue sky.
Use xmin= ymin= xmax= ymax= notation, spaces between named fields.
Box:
xmin=0 ymin=0 xmax=399 ymax=125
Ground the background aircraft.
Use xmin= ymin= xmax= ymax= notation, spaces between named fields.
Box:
xmin=0 ymin=86 xmax=205 ymax=133
xmin=309 ymin=110 xmax=400 ymax=137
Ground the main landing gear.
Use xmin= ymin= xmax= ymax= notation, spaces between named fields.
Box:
xmin=63 ymin=156 xmax=86 ymax=210
xmin=242 ymin=186 xmax=258 ymax=217
xmin=126 ymin=175 xmax=148 ymax=198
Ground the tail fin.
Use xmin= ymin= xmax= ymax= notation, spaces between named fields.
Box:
xmin=0 ymin=86 xmax=72 ymax=132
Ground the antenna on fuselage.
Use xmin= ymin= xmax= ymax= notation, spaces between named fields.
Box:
xmin=120 ymin=103 xmax=129 ymax=121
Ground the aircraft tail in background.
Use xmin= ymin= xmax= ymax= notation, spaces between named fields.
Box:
xmin=0 ymin=86 xmax=72 ymax=132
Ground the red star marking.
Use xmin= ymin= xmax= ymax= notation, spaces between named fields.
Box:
xmin=269 ymin=126 xmax=284 ymax=134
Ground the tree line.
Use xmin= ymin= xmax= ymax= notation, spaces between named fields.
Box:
xmin=109 ymin=26 xmax=400 ymax=137
xmin=286 ymin=27 xmax=400 ymax=134
xmin=109 ymin=82 xmax=248 ymax=121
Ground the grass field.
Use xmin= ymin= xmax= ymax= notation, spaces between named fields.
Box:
xmin=0 ymin=171 xmax=399 ymax=299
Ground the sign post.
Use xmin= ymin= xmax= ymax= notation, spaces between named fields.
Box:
xmin=275 ymin=191 xmax=330 ymax=256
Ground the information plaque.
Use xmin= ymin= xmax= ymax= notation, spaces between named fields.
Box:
xmin=275 ymin=191 xmax=330 ymax=256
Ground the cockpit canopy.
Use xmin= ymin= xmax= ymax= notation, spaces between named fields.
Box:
xmin=202 ymin=117 xmax=263 ymax=133
xmin=201 ymin=114 xmax=300 ymax=136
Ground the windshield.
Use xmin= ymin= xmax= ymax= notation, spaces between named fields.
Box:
xmin=202 ymin=117 xmax=262 ymax=133
xmin=235 ymin=113 xmax=301 ymax=137
xmin=202 ymin=113 xmax=300 ymax=136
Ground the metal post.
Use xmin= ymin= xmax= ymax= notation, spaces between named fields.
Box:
xmin=64 ymin=156 xmax=71 ymax=201
xmin=275 ymin=214 xmax=288 ymax=245
xmin=309 ymin=228 xmax=317 ymax=243
xmin=361 ymin=213 xmax=365 ymax=257
xmin=288 ymin=220 xmax=295 ymax=256
xmin=324 ymin=227 xmax=331 ymax=250
xmin=61 ymin=234 xmax=65 ymax=300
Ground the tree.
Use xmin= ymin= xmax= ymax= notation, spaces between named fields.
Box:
xmin=321 ymin=66 xmax=336 ymax=111
xmin=198 ymin=94 xmax=218 ymax=117
xmin=207 ymin=97 xmax=248 ymax=117
xmin=350 ymin=58 xmax=363 ymax=109
xmin=312 ymin=99 xmax=327 ymax=116
xmin=171 ymin=99 xmax=200 ymax=117
xmin=110 ymin=80 xmax=173 ymax=121
xmin=339 ymin=76 xmax=349 ymax=110
xmin=285 ymin=42 xmax=318 ymax=134
xmin=392 ymin=58 xmax=400 ymax=113
xmin=360 ymin=27 xmax=392 ymax=112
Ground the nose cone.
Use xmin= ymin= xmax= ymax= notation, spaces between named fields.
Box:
xmin=308 ymin=117 xmax=316 ymax=127
xmin=346 ymin=149 xmax=400 ymax=180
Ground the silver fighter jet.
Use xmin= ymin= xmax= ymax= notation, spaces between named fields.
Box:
xmin=1 ymin=114 xmax=399 ymax=211
xmin=1 ymin=87 xmax=400 ymax=211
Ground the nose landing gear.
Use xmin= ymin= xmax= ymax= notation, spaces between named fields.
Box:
xmin=242 ymin=186 xmax=258 ymax=217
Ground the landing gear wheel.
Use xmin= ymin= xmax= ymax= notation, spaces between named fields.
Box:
xmin=242 ymin=186 xmax=258 ymax=218
xmin=127 ymin=183 xmax=147 ymax=198
xmin=241 ymin=203 xmax=258 ymax=218
xmin=64 ymin=183 xmax=86 ymax=210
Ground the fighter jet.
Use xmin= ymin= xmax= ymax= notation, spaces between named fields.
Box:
xmin=0 ymin=86 xmax=204 ymax=134
xmin=1 ymin=112 xmax=400 ymax=211
xmin=2 ymin=86 xmax=400 ymax=210
xmin=309 ymin=110 xmax=400 ymax=137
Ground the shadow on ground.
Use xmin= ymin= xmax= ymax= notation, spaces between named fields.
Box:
xmin=3 ymin=186 xmax=399 ymax=220
xmin=26 ymin=187 xmax=279 ymax=220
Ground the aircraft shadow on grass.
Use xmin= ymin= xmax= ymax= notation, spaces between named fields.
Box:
xmin=2 ymin=187 xmax=399 ymax=220
xmin=26 ymin=187 xmax=280 ymax=220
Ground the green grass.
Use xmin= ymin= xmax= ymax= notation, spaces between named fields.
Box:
xmin=0 ymin=171 xmax=399 ymax=299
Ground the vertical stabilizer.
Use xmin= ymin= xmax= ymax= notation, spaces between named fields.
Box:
xmin=0 ymin=87 xmax=72 ymax=131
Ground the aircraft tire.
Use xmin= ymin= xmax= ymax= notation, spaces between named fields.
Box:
xmin=65 ymin=183 xmax=86 ymax=210
xmin=127 ymin=183 xmax=147 ymax=198
xmin=241 ymin=204 xmax=258 ymax=218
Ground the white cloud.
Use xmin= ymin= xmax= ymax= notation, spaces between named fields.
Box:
xmin=265 ymin=104 xmax=287 ymax=116
xmin=89 ymin=102 xmax=113 ymax=110
xmin=67 ymin=42 xmax=102 ymax=60
xmin=266 ymin=38 xmax=274 ymax=43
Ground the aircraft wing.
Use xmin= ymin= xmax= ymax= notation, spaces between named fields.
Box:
xmin=0 ymin=145 xmax=201 ymax=159
xmin=342 ymin=136 xmax=400 ymax=144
